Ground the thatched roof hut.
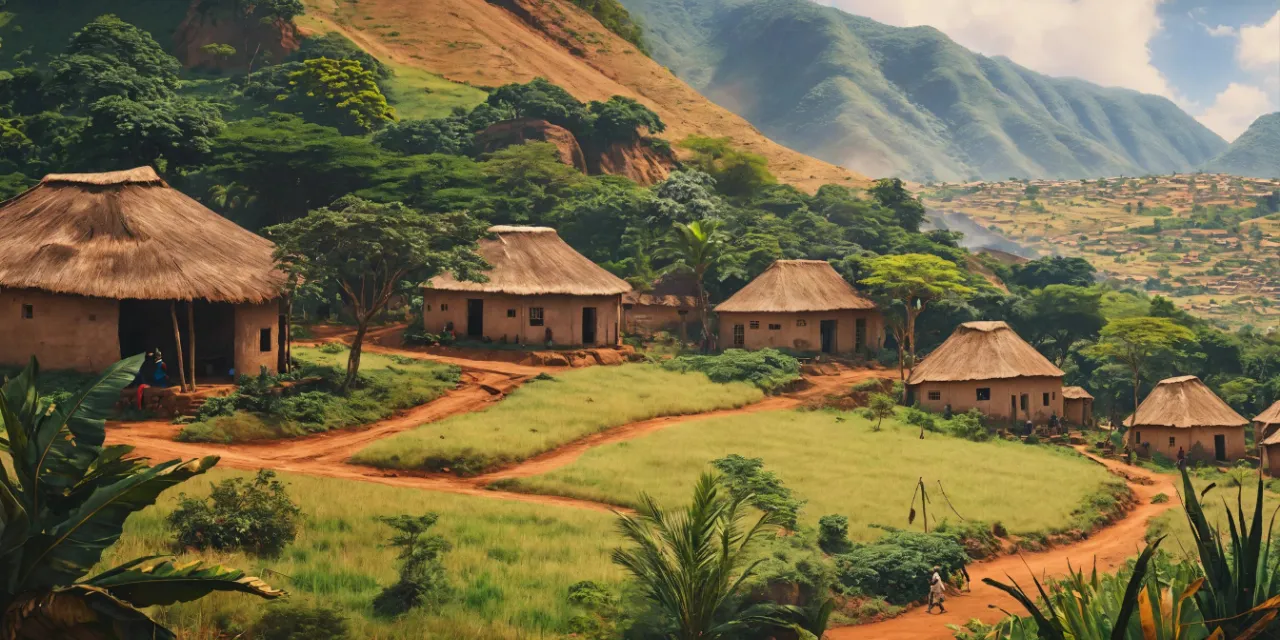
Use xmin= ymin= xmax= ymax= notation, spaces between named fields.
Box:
xmin=1062 ymin=386 xmax=1094 ymax=400
xmin=624 ymin=272 xmax=700 ymax=308
xmin=1124 ymin=376 xmax=1249 ymax=429
xmin=0 ymin=167 xmax=282 ymax=303
xmin=1256 ymin=400 xmax=1280 ymax=431
xmin=907 ymin=321 xmax=1063 ymax=385
xmin=428 ymin=226 xmax=630 ymax=296
xmin=715 ymin=260 xmax=874 ymax=313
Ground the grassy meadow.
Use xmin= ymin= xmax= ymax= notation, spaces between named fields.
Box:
xmin=106 ymin=469 xmax=621 ymax=640
xmin=501 ymin=409 xmax=1126 ymax=540
xmin=380 ymin=62 xmax=489 ymax=120
xmin=177 ymin=346 xmax=459 ymax=443
xmin=352 ymin=365 xmax=763 ymax=475
xmin=1145 ymin=473 xmax=1280 ymax=560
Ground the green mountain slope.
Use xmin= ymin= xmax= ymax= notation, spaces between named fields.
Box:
xmin=618 ymin=0 xmax=1227 ymax=181
xmin=1203 ymin=112 xmax=1280 ymax=178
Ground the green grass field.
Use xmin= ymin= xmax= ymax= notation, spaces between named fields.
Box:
xmin=1145 ymin=473 xmax=1280 ymax=560
xmin=177 ymin=346 xmax=459 ymax=443
xmin=104 ymin=469 xmax=620 ymax=640
xmin=501 ymin=409 xmax=1125 ymax=540
xmin=352 ymin=365 xmax=763 ymax=475
xmin=382 ymin=62 xmax=488 ymax=120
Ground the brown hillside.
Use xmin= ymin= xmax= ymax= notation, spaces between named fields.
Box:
xmin=297 ymin=0 xmax=869 ymax=192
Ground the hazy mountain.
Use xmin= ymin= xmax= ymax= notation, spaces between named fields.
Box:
xmin=618 ymin=0 xmax=1228 ymax=181
xmin=1203 ymin=112 xmax=1280 ymax=178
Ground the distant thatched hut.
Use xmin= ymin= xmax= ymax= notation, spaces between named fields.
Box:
xmin=1125 ymin=376 xmax=1249 ymax=462
xmin=907 ymin=321 xmax=1064 ymax=423
xmin=424 ymin=226 xmax=630 ymax=346
xmin=622 ymin=272 xmax=699 ymax=339
xmin=714 ymin=260 xmax=882 ymax=355
xmin=1062 ymin=386 xmax=1095 ymax=427
xmin=1255 ymin=401 xmax=1280 ymax=476
xmin=0 ymin=167 xmax=285 ymax=377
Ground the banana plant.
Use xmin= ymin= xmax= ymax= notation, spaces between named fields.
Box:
xmin=0 ymin=356 xmax=284 ymax=640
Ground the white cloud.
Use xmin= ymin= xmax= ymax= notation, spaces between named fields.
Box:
xmin=815 ymin=0 xmax=1176 ymax=97
xmin=1204 ymin=24 xmax=1236 ymax=38
xmin=1195 ymin=83 xmax=1274 ymax=141
xmin=1237 ymin=11 xmax=1280 ymax=72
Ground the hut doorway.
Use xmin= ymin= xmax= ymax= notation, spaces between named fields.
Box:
xmin=820 ymin=320 xmax=836 ymax=353
xmin=1214 ymin=435 xmax=1226 ymax=461
xmin=118 ymin=300 xmax=235 ymax=382
xmin=582 ymin=307 xmax=597 ymax=344
xmin=466 ymin=299 xmax=484 ymax=338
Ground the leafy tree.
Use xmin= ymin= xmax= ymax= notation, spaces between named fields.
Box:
xmin=860 ymin=253 xmax=974 ymax=375
xmin=710 ymin=454 xmax=804 ymax=529
xmin=587 ymin=95 xmax=664 ymax=143
xmin=1085 ymin=317 xmax=1197 ymax=419
xmin=678 ymin=135 xmax=776 ymax=198
xmin=1014 ymin=285 xmax=1105 ymax=366
xmin=373 ymin=103 xmax=511 ymax=156
xmin=865 ymin=392 xmax=897 ymax=432
xmin=373 ymin=514 xmax=452 ymax=617
xmin=487 ymin=77 xmax=590 ymax=133
xmin=199 ymin=43 xmax=237 ymax=62
xmin=236 ymin=0 xmax=306 ymax=22
xmin=0 ymin=357 xmax=283 ymax=637
xmin=659 ymin=219 xmax=734 ymax=349
xmin=285 ymin=58 xmax=396 ymax=133
xmin=612 ymin=473 xmax=794 ymax=640
xmin=648 ymin=169 xmax=726 ymax=225
xmin=264 ymin=196 xmax=485 ymax=390
xmin=49 ymin=14 xmax=180 ymax=104
xmin=1007 ymin=256 xmax=1096 ymax=288
xmin=294 ymin=31 xmax=389 ymax=78
xmin=1217 ymin=377 xmax=1259 ymax=415
xmin=78 ymin=95 xmax=224 ymax=170
xmin=480 ymin=141 xmax=589 ymax=223
xmin=869 ymin=177 xmax=926 ymax=232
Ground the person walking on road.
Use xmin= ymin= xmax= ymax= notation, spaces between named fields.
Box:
xmin=926 ymin=566 xmax=947 ymax=614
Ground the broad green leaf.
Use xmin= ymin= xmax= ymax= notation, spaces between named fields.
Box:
xmin=2 ymin=583 xmax=173 ymax=640
xmin=86 ymin=557 xmax=285 ymax=607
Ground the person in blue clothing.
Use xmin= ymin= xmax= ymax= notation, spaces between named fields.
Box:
xmin=151 ymin=348 xmax=170 ymax=387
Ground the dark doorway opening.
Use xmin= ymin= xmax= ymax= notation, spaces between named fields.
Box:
xmin=466 ymin=299 xmax=484 ymax=338
xmin=820 ymin=320 xmax=837 ymax=353
xmin=855 ymin=318 xmax=867 ymax=350
xmin=1214 ymin=434 xmax=1227 ymax=461
xmin=118 ymin=300 xmax=235 ymax=383
xmin=582 ymin=307 xmax=597 ymax=344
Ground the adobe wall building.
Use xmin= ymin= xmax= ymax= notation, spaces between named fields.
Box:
xmin=1062 ymin=386 xmax=1095 ymax=427
xmin=907 ymin=321 xmax=1064 ymax=424
xmin=0 ymin=168 xmax=284 ymax=379
xmin=715 ymin=260 xmax=882 ymax=355
xmin=623 ymin=273 xmax=699 ymax=340
xmin=1254 ymin=401 xmax=1280 ymax=475
xmin=1126 ymin=376 xmax=1249 ymax=463
xmin=423 ymin=226 xmax=630 ymax=347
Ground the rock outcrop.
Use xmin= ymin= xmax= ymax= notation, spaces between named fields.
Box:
xmin=476 ymin=118 xmax=676 ymax=186
xmin=173 ymin=1 xmax=301 ymax=72
xmin=591 ymin=139 xmax=674 ymax=185
xmin=475 ymin=118 xmax=590 ymax=173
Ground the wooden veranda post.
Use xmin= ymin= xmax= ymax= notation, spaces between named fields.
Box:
xmin=169 ymin=302 xmax=189 ymax=392
xmin=187 ymin=300 xmax=197 ymax=389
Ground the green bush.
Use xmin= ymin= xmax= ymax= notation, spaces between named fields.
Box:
xmin=944 ymin=409 xmax=990 ymax=442
xmin=1151 ymin=493 xmax=1169 ymax=504
xmin=711 ymin=454 xmax=804 ymax=528
xmin=373 ymin=514 xmax=453 ymax=617
xmin=818 ymin=514 xmax=851 ymax=554
xmin=319 ymin=342 xmax=346 ymax=354
xmin=252 ymin=604 xmax=350 ymax=640
xmin=852 ymin=378 xmax=886 ymax=393
xmin=903 ymin=405 xmax=939 ymax=432
xmin=834 ymin=530 xmax=967 ymax=604
xmin=168 ymin=470 xmax=301 ymax=557
xmin=565 ymin=581 xmax=623 ymax=639
xmin=661 ymin=348 xmax=800 ymax=392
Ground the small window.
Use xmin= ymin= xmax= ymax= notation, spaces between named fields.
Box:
xmin=1169 ymin=436 xmax=1176 ymax=447
xmin=21 ymin=304 xmax=33 ymax=319
xmin=927 ymin=390 xmax=941 ymax=401
xmin=529 ymin=307 xmax=545 ymax=327
xmin=425 ymin=304 xmax=432 ymax=312
xmin=1020 ymin=395 xmax=1028 ymax=411
xmin=768 ymin=323 xmax=782 ymax=330
xmin=1043 ymin=392 xmax=1050 ymax=406
xmin=440 ymin=303 xmax=449 ymax=312
xmin=507 ymin=309 xmax=517 ymax=318
xmin=733 ymin=324 xmax=745 ymax=347
xmin=259 ymin=328 xmax=272 ymax=352
xmin=749 ymin=321 xmax=760 ymax=330
xmin=976 ymin=388 xmax=991 ymax=401
xmin=796 ymin=319 xmax=807 ymax=327
xmin=1052 ymin=391 xmax=1056 ymax=400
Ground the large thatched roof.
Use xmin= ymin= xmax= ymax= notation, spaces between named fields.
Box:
xmin=0 ymin=167 xmax=282 ymax=303
xmin=715 ymin=260 xmax=875 ymax=313
xmin=907 ymin=321 xmax=1064 ymax=384
xmin=1125 ymin=375 xmax=1249 ymax=429
xmin=624 ymin=272 xmax=699 ymax=308
xmin=1255 ymin=400 xmax=1280 ymax=428
xmin=428 ymin=226 xmax=630 ymax=296
xmin=1063 ymin=386 xmax=1094 ymax=400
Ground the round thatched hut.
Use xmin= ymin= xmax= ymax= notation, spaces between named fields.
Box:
xmin=1125 ymin=375 xmax=1249 ymax=463
xmin=1062 ymin=386 xmax=1095 ymax=427
xmin=0 ymin=167 xmax=284 ymax=379
xmin=1256 ymin=401 xmax=1280 ymax=476
xmin=423 ymin=226 xmax=630 ymax=346
xmin=906 ymin=321 xmax=1064 ymax=424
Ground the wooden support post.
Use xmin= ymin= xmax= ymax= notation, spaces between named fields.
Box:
xmin=187 ymin=300 xmax=197 ymax=390
xmin=169 ymin=302 xmax=188 ymax=392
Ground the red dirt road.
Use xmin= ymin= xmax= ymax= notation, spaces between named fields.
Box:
xmin=827 ymin=454 xmax=1177 ymax=640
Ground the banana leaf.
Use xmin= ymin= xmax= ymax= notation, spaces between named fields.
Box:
xmin=84 ymin=557 xmax=285 ymax=607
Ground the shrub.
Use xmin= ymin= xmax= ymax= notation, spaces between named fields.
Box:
xmin=852 ymin=378 xmax=886 ymax=393
xmin=834 ymin=530 xmax=967 ymax=604
xmin=866 ymin=393 xmax=897 ymax=431
xmin=902 ymin=405 xmax=938 ymax=432
xmin=168 ymin=470 xmax=301 ymax=557
xmin=711 ymin=454 xmax=805 ymax=528
xmin=566 ymin=581 xmax=624 ymax=639
xmin=373 ymin=514 xmax=452 ymax=617
xmin=944 ymin=409 xmax=990 ymax=442
xmin=818 ymin=514 xmax=851 ymax=554
xmin=319 ymin=342 xmax=346 ymax=354
xmin=661 ymin=348 xmax=800 ymax=392
xmin=1151 ymin=493 xmax=1169 ymax=504
xmin=1024 ymin=433 xmax=1040 ymax=445
xmin=252 ymin=604 xmax=350 ymax=640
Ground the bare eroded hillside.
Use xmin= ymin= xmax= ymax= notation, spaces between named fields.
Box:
xmin=299 ymin=0 xmax=869 ymax=191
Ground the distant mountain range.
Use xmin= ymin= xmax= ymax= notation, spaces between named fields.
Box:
xmin=618 ymin=0 xmax=1229 ymax=182
xmin=1204 ymin=112 xmax=1280 ymax=179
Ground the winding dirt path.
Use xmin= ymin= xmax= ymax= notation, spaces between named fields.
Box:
xmin=827 ymin=454 xmax=1177 ymax=640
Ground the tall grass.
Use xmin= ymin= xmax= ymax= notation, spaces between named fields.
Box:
xmin=1145 ymin=474 xmax=1280 ymax=560
xmin=104 ymin=469 xmax=621 ymax=640
xmin=503 ymin=409 xmax=1125 ymax=540
xmin=352 ymin=365 xmax=762 ymax=475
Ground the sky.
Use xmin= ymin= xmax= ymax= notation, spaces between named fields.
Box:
xmin=815 ymin=0 xmax=1280 ymax=142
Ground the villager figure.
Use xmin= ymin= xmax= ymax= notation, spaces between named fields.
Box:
xmin=942 ymin=403 xmax=953 ymax=419
xmin=151 ymin=349 xmax=170 ymax=387
xmin=1177 ymin=446 xmax=1187 ymax=470
xmin=926 ymin=566 xmax=946 ymax=614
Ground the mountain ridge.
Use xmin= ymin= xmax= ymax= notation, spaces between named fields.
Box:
xmin=1203 ymin=112 xmax=1280 ymax=178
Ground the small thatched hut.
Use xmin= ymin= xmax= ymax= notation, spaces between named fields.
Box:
xmin=622 ymin=272 xmax=699 ymax=339
xmin=424 ymin=226 xmax=630 ymax=346
xmin=1255 ymin=401 xmax=1280 ymax=476
xmin=1125 ymin=376 xmax=1249 ymax=462
xmin=0 ymin=167 xmax=284 ymax=378
xmin=714 ymin=260 xmax=882 ymax=354
xmin=907 ymin=321 xmax=1064 ymax=423
xmin=1062 ymin=386 xmax=1095 ymax=426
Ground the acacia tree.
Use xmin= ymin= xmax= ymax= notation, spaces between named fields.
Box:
xmin=1085 ymin=317 xmax=1197 ymax=421
xmin=265 ymin=196 xmax=486 ymax=390
xmin=659 ymin=219 xmax=736 ymax=350
xmin=860 ymin=254 xmax=973 ymax=375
